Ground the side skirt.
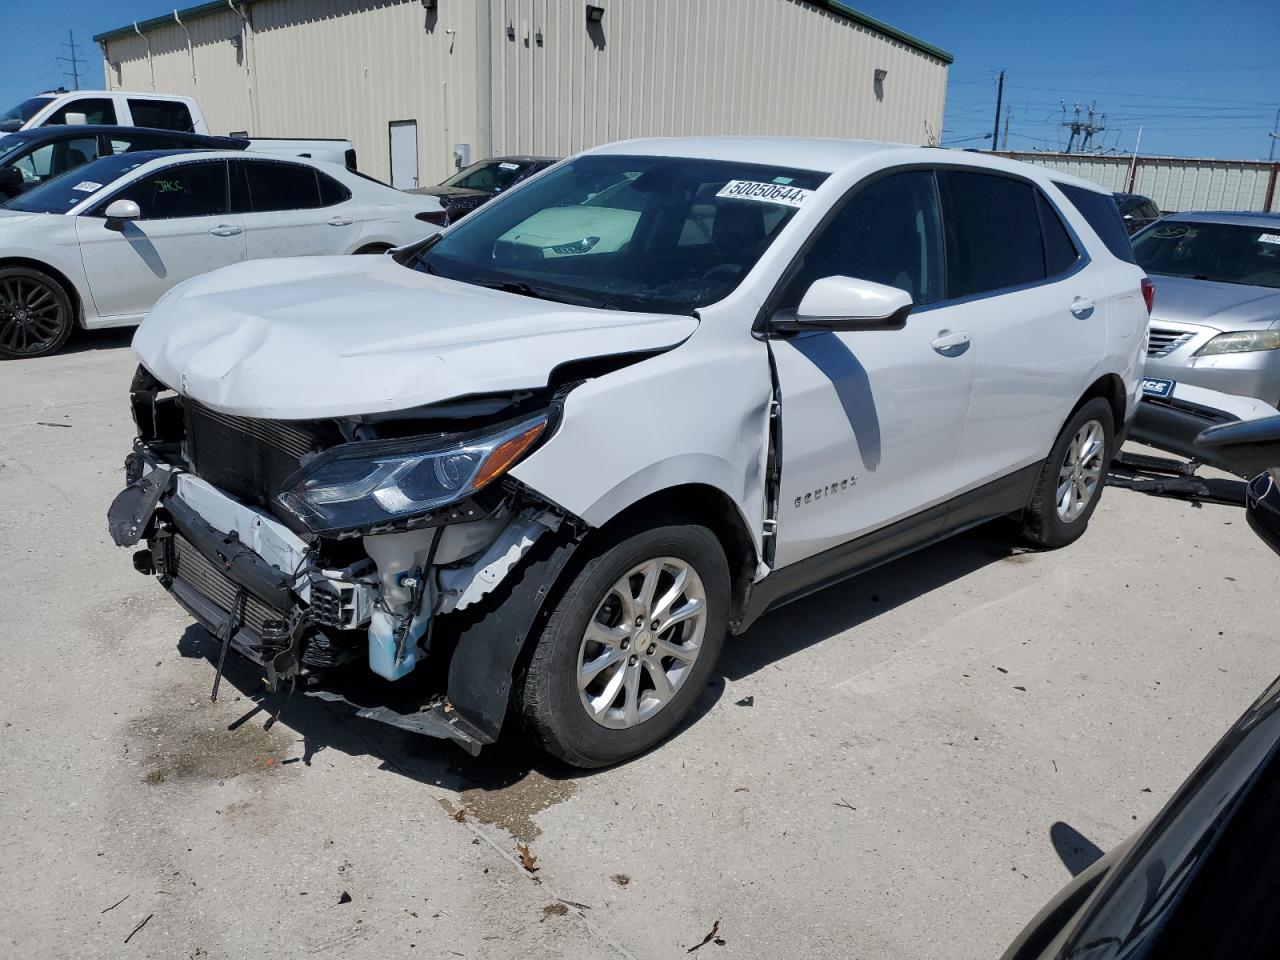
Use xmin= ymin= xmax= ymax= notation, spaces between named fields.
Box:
xmin=736 ymin=463 xmax=1041 ymax=633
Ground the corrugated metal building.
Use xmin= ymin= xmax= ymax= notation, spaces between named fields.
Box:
xmin=94 ymin=0 xmax=952 ymax=185
xmin=996 ymin=151 xmax=1280 ymax=214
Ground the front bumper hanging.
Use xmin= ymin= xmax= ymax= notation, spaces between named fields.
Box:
xmin=107 ymin=456 xmax=579 ymax=757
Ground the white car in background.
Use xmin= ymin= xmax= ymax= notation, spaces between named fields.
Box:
xmin=0 ymin=150 xmax=442 ymax=358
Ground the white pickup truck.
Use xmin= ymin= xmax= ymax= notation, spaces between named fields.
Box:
xmin=0 ymin=89 xmax=357 ymax=169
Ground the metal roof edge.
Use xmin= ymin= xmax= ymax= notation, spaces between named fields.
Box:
xmin=96 ymin=0 xmax=955 ymax=65
xmin=819 ymin=1 xmax=954 ymax=64
xmin=94 ymin=0 xmax=239 ymax=44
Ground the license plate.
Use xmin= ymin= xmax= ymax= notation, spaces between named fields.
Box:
xmin=1141 ymin=377 xmax=1175 ymax=398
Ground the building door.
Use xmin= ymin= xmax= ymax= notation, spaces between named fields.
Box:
xmin=389 ymin=120 xmax=418 ymax=189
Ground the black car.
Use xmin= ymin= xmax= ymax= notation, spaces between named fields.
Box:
xmin=1003 ymin=415 xmax=1280 ymax=960
xmin=1113 ymin=192 xmax=1162 ymax=235
xmin=409 ymin=155 xmax=557 ymax=225
xmin=0 ymin=125 xmax=248 ymax=199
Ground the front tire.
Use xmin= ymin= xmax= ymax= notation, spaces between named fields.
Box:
xmin=0 ymin=266 xmax=75 ymax=359
xmin=1022 ymin=397 xmax=1114 ymax=548
xmin=518 ymin=523 xmax=729 ymax=768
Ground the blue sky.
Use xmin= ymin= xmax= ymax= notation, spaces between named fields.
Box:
xmin=2 ymin=0 xmax=1277 ymax=160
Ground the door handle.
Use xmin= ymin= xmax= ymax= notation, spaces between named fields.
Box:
xmin=931 ymin=330 xmax=970 ymax=357
xmin=326 ymin=216 xmax=355 ymax=226
xmin=1070 ymin=297 xmax=1095 ymax=317
xmin=209 ymin=225 xmax=242 ymax=237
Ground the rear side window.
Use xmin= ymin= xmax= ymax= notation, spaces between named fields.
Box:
xmin=48 ymin=98 xmax=117 ymax=126
xmin=237 ymin=160 xmax=324 ymax=211
xmin=778 ymin=169 xmax=945 ymax=307
xmin=318 ymin=172 xmax=351 ymax=206
xmin=939 ymin=170 xmax=1045 ymax=298
xmin=1056 ymin=183 xmax=1138 ymax=264
xmin=128 ymin=99 xmax=195 ymax=133
xmin=1037 ymin=192 xmax=1081 ymax=277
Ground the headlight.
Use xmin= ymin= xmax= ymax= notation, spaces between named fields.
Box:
xmin=276 ymin=415 xmax=548 ymax=535
xmin=1196 ymin=330 xmax=1280 ymax=356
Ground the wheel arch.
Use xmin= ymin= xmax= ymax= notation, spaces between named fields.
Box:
xmin=1074 ymin=372 xmax=1127 ymax=434
xmin=578 ymin=482 xmax=759 ymax=632
xmin=0 ymin=256 xmax=84 ymax=327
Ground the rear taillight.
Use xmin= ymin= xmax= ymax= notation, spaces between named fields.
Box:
xmin=1141 ymin=277 xmax=1155 ymax=314
xmin=416 ymin=210 xmax=449 ymax=227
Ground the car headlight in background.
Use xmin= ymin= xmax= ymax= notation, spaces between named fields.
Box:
xmin=276 ymin=415 xmax=548 ymax=535
xmin=1196 ymin=330 xmax=1280 ymax=356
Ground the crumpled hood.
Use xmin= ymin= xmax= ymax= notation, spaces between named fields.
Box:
xmin=1148 ymin=275 xmax=1280 ymax=330
xmin=132 ymin=256 xmax=698 ymax=419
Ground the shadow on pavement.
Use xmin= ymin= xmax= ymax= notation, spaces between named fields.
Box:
xmin=63 ymin=326 xmax=135 ymax=356
xmin=1050 ymin=821 xmax=1105 ymax=877
xmin=721 ymin=523 xmax=1024 ymax=681
xmin=170 ymin=521 xmax=1024 ymax=799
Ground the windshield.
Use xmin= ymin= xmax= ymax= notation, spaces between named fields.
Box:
xmin=0 ymin=97 xmax=52 ymax=132
xmin=440 ymin=159 xmax=539 ymax=193
xmin=413 ymin=154 xmax=828 ymax=314
xmin=4 ymin=151 xmax=153 ymax=214
xmin=1134 ymin=221 xmax=1280 ymax=289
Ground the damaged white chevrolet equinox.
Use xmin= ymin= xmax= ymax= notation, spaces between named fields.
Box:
xmin=110 ymin=138 xmax=1147 ymax=767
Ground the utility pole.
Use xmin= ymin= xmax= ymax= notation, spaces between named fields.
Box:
xmin=991 ymin=69 xmax=1005 ymax=150
xmin=57 ymin=30 xmax=87 ymax=91
xmin=1269 ymin=108 xmax=1279 ymax=163
xmin=1001 ymin=105 xmax=1011 ymax=150
xmin=1127 ymin=125 xmax=1143 ymax=193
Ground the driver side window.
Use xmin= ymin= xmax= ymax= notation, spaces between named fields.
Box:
xmin=780 ymin=169 xmax=944 ymax=309
xmin=97 ymin=161 xmax=229 ymax=220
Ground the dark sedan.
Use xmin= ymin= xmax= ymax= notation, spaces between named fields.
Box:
xmin=408 ymin=155 xmax=557 ymax=225
xmin=1114 ymin=192 xmax=1163 ymax=234
xmin=0 ymin=125 xmax=248 ymax=198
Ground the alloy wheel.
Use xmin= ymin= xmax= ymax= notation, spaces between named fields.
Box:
xmin=0 ymin=276 xmax=67 ymax=357
xmin=1056 ymin=419 xmax=1105 ymax=522
xmin=577 ymin=557 xmax=707 ymax=729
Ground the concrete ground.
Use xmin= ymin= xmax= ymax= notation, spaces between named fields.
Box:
xmin=3 ymin=329 xmax=1277 ymax=960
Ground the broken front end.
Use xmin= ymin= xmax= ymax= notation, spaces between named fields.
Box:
xmin=108 ymin=366 xmax=583 ymax=755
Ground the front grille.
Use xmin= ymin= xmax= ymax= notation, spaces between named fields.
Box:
xmin=1148 ymin=327 xmax=1195 ymax=358
xmin=184 ymin=401 xmax=329 ymax=508
xmin=170 ymin=533 xmax=283 ymax=638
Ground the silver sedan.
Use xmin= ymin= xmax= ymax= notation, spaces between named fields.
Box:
xmin=1138 ymin=211 xmax=1280 ymax=406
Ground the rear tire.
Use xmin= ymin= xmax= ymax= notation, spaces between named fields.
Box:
xmin=1022 ymin=397 xmax=1114 ymax=548
xmin=353 ymin=243 xmax=392 ymax=255
xmin=518 ymin=522 xmax=729 ymax=768
xmin=0 ymin=266 xmax=74 ymax=360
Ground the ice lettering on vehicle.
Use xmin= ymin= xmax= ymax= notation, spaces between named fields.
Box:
xmin=1141 ymin=377 xmax=1175 ymax=398
xmin=715 ymin=179 xmax=813 ymax=208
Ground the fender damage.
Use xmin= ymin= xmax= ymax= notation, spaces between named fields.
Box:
xmin=109 ymin=329 xmax=685 ymax=753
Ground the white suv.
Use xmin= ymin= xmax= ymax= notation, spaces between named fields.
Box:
xmin=110 ymin=137 xmax=1147 ymax=767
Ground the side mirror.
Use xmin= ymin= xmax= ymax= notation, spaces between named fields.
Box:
xmin=103 ymin=198 xmax=141 ymax=230
xmin=0 ymin=165 xmax=23 ymax=196
xmin=774 ymin=276 xmax=913 ymax=332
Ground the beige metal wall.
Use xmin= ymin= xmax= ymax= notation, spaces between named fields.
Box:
xmin=1000 ymin=152 xmax=1280 ymax=213
xmin=101 ymin=0 xmax=949 ymax=184
xmin=97 ymin=7 xmax=253 ymax=139
xmin=101 ymin=0 xmax=486 ymax=184
xmin=488 ymin=0 xmax=949 ymax=157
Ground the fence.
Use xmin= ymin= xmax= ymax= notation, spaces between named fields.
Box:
xmin=995 ymin=152 xmax=1279 ymax=213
